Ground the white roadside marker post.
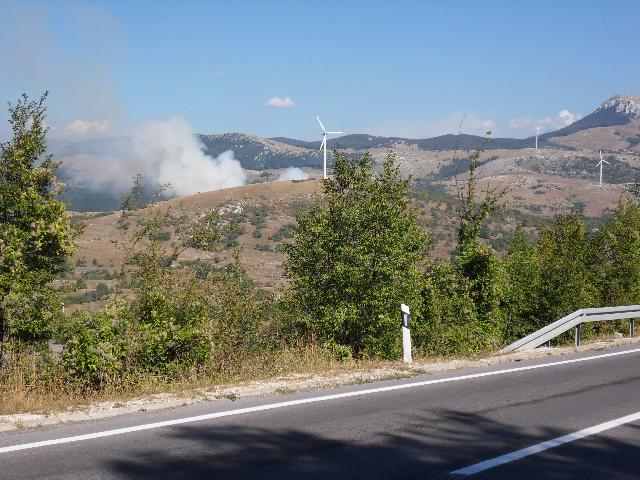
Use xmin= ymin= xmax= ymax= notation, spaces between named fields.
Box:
xmin=401 ymin=303 xmax=412 ymax=363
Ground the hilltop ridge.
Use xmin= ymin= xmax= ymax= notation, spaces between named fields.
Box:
xmin=545 ymin=93 xmax=640 ymax=139
xmin=49 ymin=93 xmax=640 ymax=211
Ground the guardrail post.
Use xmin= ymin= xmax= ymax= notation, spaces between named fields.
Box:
xmin=631 ymin=319 xmax=635 ymax=337
xmin=575 ymin=323 xmax=581 ymax=347
xmin=401 ymin=304 xmax=412 ymax=363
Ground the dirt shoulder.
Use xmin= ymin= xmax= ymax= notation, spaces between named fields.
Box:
xmin=2 ymin=336 xmax=639 ymax=432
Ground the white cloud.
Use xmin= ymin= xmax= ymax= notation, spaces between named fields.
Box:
xmin=277 ymin=167 xmax=309 ymax=181
xmin=266 ymin=96 xmax=295 ymax=108
xmin=558 ymin=109 xmax=579 ymax=125
xmin=508 ymin=110 xmax=581 ymax=133
xmin=65 ymin=119 xmax=112 ymax=136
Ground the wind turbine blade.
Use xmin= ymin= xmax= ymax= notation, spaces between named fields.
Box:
xmin=319 ymin=137 xmax=326 ymax=151
xmin=316 ymin=115 xmax=326 ymax=132
xmin=326 ymin=131 xmax=343 ymax=134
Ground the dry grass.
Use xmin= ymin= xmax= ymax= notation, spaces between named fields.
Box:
xmin=0 ymin=342 xmax=391 ymax=417
xmin=68 ymin=178 xmax=461 ymax=296
xmin=71 ymin=157 xmax=634 ymax=289
xmin=549 ymin=118 xmax=640 ymax=152
xmin=0 ymin=355 xmax=90 ymax=416
xmin=72 ymin=180 xmax=323 ymax=289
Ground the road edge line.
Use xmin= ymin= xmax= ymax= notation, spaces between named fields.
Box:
xmin=2 ymin=347 xmax=639 ymax=455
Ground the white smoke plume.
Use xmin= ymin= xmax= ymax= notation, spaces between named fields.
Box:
xmin=132 ymin=117 xmax=246 ymax=196
xmin=70 ymin=117 xmax=246 ymax=197
xmin=0 ymin=4 xmax=247 ymax=201
xmin=277 ymin=167 xmax=309 ymax=181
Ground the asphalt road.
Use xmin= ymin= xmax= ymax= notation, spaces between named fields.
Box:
xmin=2 ymin=345 xmax=640 ymax=479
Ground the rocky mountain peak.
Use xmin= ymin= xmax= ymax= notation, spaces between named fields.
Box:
xmin=595 ymin=94 xmax=640 ymax=119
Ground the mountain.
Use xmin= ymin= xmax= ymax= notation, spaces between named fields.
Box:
xmin=49 ymin=93 xmax=640 ymax=211
xmin=272 ymin=133 xmax=552 ymax=151
xmin=544 ymin=94 xmax=640 ymax=139
xmin=546 ymin=94 xmax=640 ymax=152
xmin=224 ymin=96 xmax=639 ymax=155
xmin=198 ymin=133 xmax=321 ymax=170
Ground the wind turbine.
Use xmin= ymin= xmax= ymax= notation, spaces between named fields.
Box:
xmin=316 ymin=115 xmax=343 ymax=179
xmin=596 ymin=150 xmax=609 ymax=186
xmin=535 ymin=126 xmax=540 ymax=152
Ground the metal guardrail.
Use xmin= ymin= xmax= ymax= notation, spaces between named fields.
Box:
xmin=499 ymin=305 xmax=640 ymax=354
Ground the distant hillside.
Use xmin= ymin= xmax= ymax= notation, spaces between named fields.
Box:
xmin=544 ymin=94 xmax=640 ymax=139
xmin=198 ymin=133 xmax=320 ymax=170
xmin=271 ymin=134 xmax=393 ymax=150
xmin=49 ymin=93 xmax=640 ymax=211
xmin=545 ymin=94 xmax=640 ymax=152
xmin=273 ymin=133 xmax=555 ymax=151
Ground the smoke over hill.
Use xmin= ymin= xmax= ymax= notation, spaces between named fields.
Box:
xmin=54 ymin=118 xmax=246 ymax=209
xmin=131 ymin=118 xmax=245 ymax=196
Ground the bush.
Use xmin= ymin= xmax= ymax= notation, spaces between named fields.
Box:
xmin=502 ymin=227 xmax=542 ymax=342
xmin=593 ymin=199 xmax=640 ymax=306
xmin=95 ymin=283 xmax=111 ymax=300
xmin=534 ymin=212 xmax=598 ymax=323
xmin=62 ymin=310 xmax=126 ymax=389
xmin=284 ymin=151 xmax=429 ymax=359
xmin=60 ymin=263 xmax=303 ymax=387
xmin=416 ymin=263 xmax=484 ymax=356
xmin=269 ymin=224 xmax=295 ymax=242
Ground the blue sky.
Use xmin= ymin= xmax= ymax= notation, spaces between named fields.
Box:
xmin=1 ymin=0 xmax=639 ymax=140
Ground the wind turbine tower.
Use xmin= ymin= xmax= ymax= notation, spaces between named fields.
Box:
xmin=596 ymin=150 xmax=609 ymax=186
xmin=535 ymin=126 xmax=540 ymax=152
xmin=316 ymin=115 xmax=343 ymax=179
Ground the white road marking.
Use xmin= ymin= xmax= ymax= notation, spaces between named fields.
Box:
xmin=450 ymin=410 xmax=640 ymax=476
xmin=1 ymin=347 xmax=639 ymax=455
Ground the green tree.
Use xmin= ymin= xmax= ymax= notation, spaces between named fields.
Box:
xmin=417 ymin=262 xmax=482 ymax=355
xmin=452 ymin=137 xmax=508 ymax=344
xmin=455 ymin=143 xmax=505 ymax=250
xmin=503 ymin=226 xmax=542 ymax=341
xmin=534 ymin=212 xmax=598 ymax=323
xmin=284 ymin=151 xmax=429 ymax=359
xmin=0 ymin=93 xmax=77 ymax=360
xmin=593 ymin=199 xmax=640 ymax=306
xmin=453 ymin=241 xmax=506 ymax=345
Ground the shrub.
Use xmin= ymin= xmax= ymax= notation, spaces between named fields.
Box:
xmin=95 ymin=283 xmax=111 ymax=300
xmin=285 ymin=151 xmax=429 ymax=359
xmin=62 ymin=310 xmax=127 ymax=389
xmin=417 ymin=263 xmax=484 ymax=356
